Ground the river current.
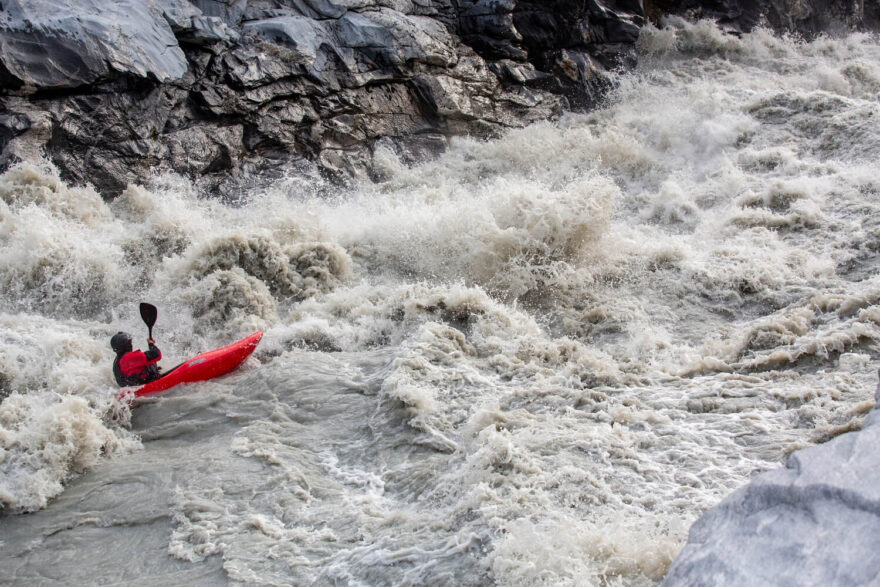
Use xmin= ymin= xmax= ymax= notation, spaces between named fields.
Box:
xmin=2 ymin=18 xmax=880 ymax=585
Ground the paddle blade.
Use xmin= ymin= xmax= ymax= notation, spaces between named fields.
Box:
xmin=139 ymin=303 xmax=157 ymax=339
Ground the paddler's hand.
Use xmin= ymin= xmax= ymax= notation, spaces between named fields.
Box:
xmin=148 ymin=337 xmax=155 ymax=345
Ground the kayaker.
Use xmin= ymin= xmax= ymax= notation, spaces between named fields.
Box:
xmin=111 ymin=331 xmax=162 ymax=386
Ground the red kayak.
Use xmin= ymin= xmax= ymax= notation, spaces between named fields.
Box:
xmin=121 ymin=331 xmax=263 ymax=399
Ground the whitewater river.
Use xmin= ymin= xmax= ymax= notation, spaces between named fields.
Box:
xmin=2 ymin=19 xmax=880 ymax=585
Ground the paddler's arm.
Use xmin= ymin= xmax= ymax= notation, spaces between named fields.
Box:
xmin=145 ymin=339 xmax=161 ymax=363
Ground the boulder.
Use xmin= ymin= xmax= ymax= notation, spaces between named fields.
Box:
xmin=0 ymin=0 xmax=189 ymax=89
xmin=663 ymin=408 xmax=880 ymax=586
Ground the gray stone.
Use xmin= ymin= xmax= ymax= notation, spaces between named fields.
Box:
xmin=490 ymin=60 xmax=552 ymax=85
xmin=0 ymin=0 xmax=188 ymax=89
xmin=2 ymin=0 xmax=873 ymax=199
xmin=166 ymin=124 xmax=243 ymax=174
xmin=220 ymin=40 xmax=310 ymax=88
xmin=243 ymin=16 xmax=338 ymax=73
xmin=0 ymin=0 xmax=643 ymax=195
xmin=189 ymin=0 xmax=249 ymax=25
xmin=355 ymin=9 xmax=458 ymax=67
xmin=158 ymin=0 xmax=240 ymax=45
xmin=663 ymin=408 xmax=880 ymax=586
xmin=0 ymin=111 xmax=29 ymax=151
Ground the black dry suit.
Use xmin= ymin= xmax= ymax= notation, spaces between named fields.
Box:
xmin=111 ymin=332 xmax=162 ymax=387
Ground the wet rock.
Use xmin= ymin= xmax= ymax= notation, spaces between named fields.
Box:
xmin=0 ymin=0 xmax=875 ymax=197
xmin=0 ymin=0 xmax=188 ymax=89
xmin=0 ymin=0 xmax=633 ymax=195
xmin=663 ymin=408 xmax=880 ymax=585
xmin=190 ymin=0 xmax=249 ymax=25
xmin=0 ymin=110 xmax=30 ymax=163
xmin=448 ymin=0 xmax=645 ymax=102
xmin=161 ymin=0 xmax=241 ymax=45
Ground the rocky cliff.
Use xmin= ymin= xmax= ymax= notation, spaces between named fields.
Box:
xmin=0 ymin=0 xmax=877 ymax=197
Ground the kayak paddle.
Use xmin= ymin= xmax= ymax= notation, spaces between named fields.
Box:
xmin=140 ymin=302 xmax=158 ymax=341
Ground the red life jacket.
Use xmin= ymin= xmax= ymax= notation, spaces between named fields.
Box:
xmin=113 ymin=344 xmax=162 ymax=386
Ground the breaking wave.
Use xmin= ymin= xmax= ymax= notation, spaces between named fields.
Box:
xmin=2 ymin=18 xmax=880 ymax=587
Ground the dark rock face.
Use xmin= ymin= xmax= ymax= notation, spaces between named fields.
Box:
xmin=0 ymin=0 xmax=877 ymax=197
xmin=459 ymin=0 xmax=644 ymax=107
xmin=0 ymin=0 xmax=642 ymax=196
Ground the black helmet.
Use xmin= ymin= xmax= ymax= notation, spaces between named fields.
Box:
xmin=111 ymin=331 xmax=133 ymax=355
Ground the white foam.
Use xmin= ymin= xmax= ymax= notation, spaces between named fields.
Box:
xmin=0 ymin=391 xmax=139 ymax=512
xmin=2 ymin=18 xmax=880 ymax=586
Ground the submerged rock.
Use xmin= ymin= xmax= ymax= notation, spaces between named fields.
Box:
xmin=663 ymin=407 xmax=880 ymax=586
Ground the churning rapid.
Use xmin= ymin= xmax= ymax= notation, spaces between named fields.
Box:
xmin=2 ymin=18 xmax=880 ymax=585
